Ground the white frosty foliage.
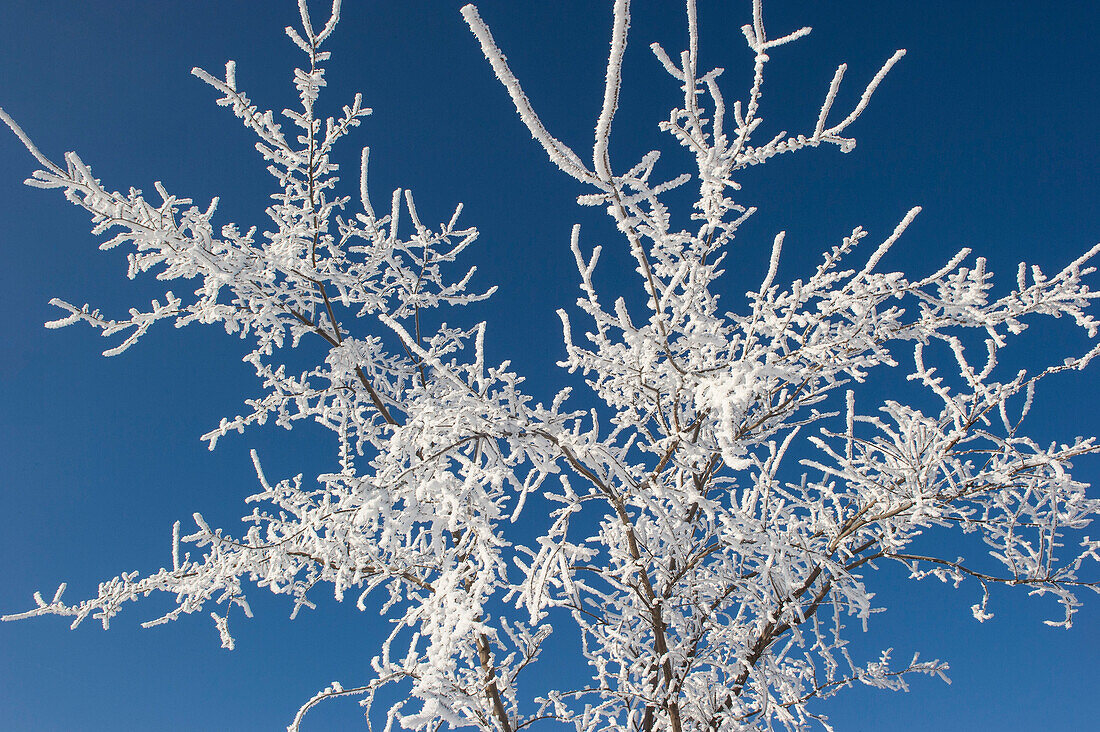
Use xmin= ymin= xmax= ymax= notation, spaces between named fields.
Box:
xmin=3 ymin=1 xmax=1099 ymax=731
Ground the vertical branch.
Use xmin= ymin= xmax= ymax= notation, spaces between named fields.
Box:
xmin=593 ymin=0 xmax=631 ymax=179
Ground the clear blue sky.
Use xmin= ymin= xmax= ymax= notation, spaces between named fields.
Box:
xmin=1 ymin=1 xmax=1097 ymax=730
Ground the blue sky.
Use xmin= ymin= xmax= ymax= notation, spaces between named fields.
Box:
xmin=0 ymin=1 xmax=1097 ymax=730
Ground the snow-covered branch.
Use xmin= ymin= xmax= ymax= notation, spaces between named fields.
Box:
xmin=3 ymin=2 xmax=1097 ymax=731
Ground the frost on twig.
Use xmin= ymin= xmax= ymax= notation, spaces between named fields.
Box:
xmin=3 ymin=1 xmax=1099 ymax=731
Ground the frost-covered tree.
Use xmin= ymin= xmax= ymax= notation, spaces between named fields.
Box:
xmin=2 ymin=1 xmax=1098 ymax=730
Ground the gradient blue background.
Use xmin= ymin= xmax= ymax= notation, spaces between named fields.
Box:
xmin=1 ymin=1 xmax=1097 ymax=729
